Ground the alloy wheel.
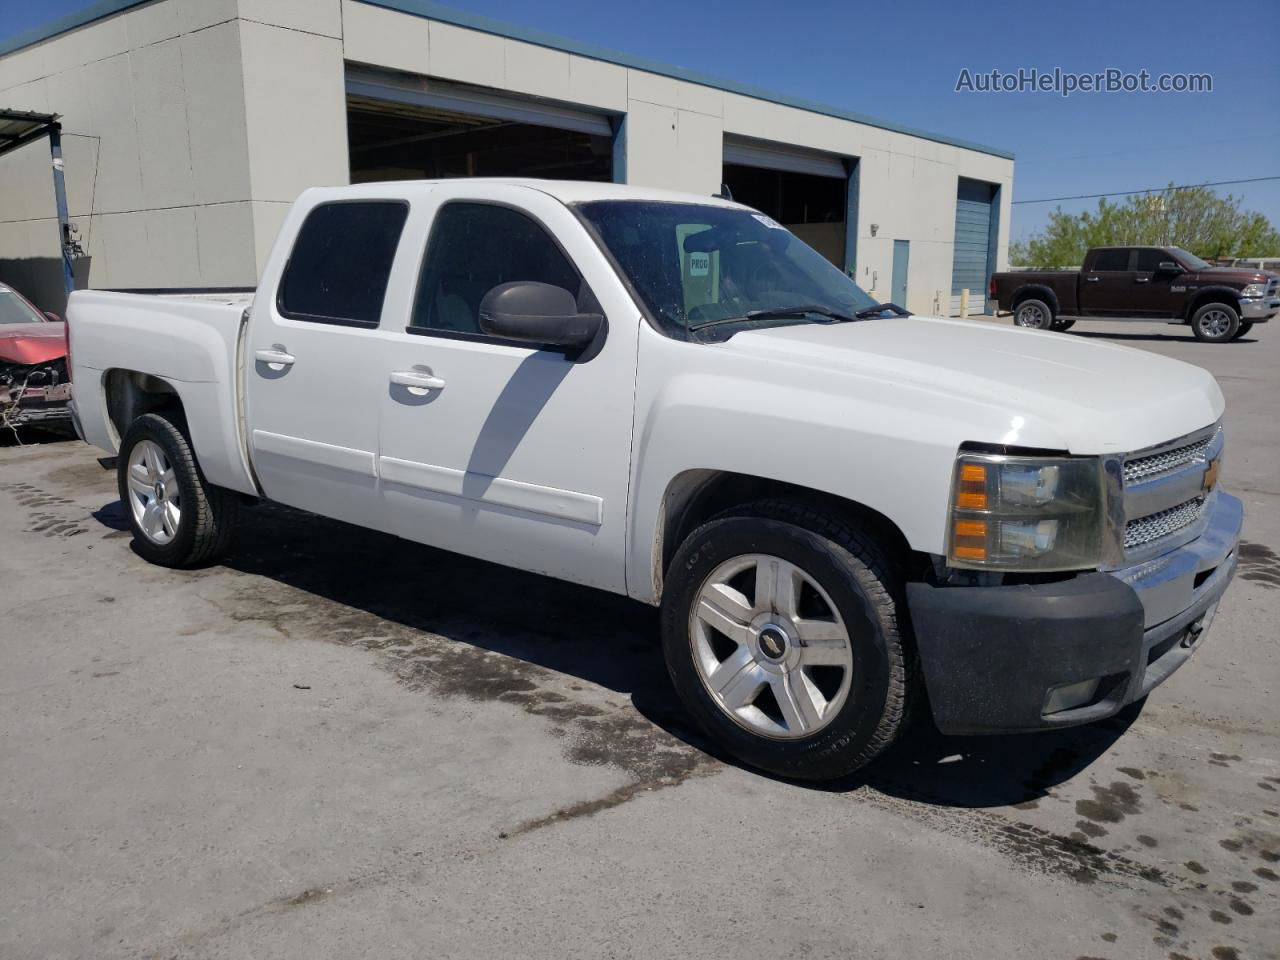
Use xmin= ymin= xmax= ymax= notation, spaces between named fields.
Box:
xmin=1198 ymin=308 xmax=1233 ymax=339
xmin=1015 ymin=304 xmax=1045 ymax=327
xmin=126 ymin=439 xmax=181 ymax=545
xmin=688 ymin=553 xmax=854 ymax=740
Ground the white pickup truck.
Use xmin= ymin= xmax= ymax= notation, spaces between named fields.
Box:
xmin=67 ymin=179 xmax=1242 ymax=780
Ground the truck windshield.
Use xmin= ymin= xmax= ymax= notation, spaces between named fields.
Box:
xmin=575 ymin=200 xmax=881 ymax=340
xmin=1169 ymin=248 xmax=1210 ymax=270
xmin=0 ymin=286 xmax=45 ymax=325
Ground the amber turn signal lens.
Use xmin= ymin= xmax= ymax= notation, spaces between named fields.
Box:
xmin=952 ymin=519 xmax=987 ymax=560
xmin=956 ymin=463 xmax=988 ymax=509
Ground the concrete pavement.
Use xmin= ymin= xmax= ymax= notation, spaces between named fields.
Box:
xmin=1 ymin=317 xmax=1277 ymax=960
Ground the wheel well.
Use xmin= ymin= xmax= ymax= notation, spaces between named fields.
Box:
xmin=657 ymin=470 xmax=915 ymax=593
xmin=1185 ymin=289 xmax=1240 ymax=322
xmin=1012 ymin=286 xmax=1057 ymax=315
xmin=103 ymin=369 xmax=184 ymax=445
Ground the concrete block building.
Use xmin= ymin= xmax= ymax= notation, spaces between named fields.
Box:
xmin=0 ymin=0 xmax=1014 ymax=315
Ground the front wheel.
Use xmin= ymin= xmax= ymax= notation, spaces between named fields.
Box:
xmin=117 ymin=412 xmax=238 ymax=567
xmin=1191 ymin=302 xmax=1240 ymax=342
xmin=1013 ymin=298 xmax=1054 ymax=330
xmin=660 ymin=500 xmax=914 ymax=781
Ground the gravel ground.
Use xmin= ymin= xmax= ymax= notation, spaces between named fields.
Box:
xmin=1 ymin=316 xmax=1277 ymax=960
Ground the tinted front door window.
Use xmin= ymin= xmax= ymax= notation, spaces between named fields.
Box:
xmin=1133 ymin=249 xmax=1167 ymax=273
xmin=411 ymin=202 xmax=584 ymax=337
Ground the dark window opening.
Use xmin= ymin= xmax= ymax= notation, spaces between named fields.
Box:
xmin=1091 ymin=249 xmax=1131 ymax=272
xmin=1134 ymin=249 xmax=1167 ymax=273
xmin=347 ymin=97 xmax=613 ymax=184
xmin=412 ymin=202 xmax=585 ymax=337
xmin=278 ymin=200 xmax=408 ymax=326
xmin=721 ymin=163 xmax=847 ymax=267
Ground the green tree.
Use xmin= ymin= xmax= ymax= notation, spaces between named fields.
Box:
xmin=1010 ymin=185 xmax=1280 ymax=267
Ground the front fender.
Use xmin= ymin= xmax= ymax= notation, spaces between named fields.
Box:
xmin=1183 ymin=286 xmax=1242 ymax=321
xmin=624 ymin=332 xmax=1079 ymax=603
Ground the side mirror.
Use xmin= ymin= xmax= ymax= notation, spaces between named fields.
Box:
xmin=43 ymin=311 xmax=62 ymax=322
xmin=478 ymin=281 xmax=604 ymax=354
xmin=1156 ymin=261 xmax=1182 ymax=274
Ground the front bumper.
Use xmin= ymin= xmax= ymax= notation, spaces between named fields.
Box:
xmin=2 ymin=388 xmax=73 ymax=429
xmin=906 ymin=491 xmax=1242 ymax=735
xmin=1240 ymin=297 xmax=1278 ymax=321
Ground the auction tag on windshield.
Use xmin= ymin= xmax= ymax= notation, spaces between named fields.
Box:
xmin=751 ymin=213 xmax=785 ymax=230
xmin=688 ymin=252 xmax=710 ymax=277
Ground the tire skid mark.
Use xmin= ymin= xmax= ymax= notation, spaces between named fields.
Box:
xmin=206 ymin=574 xmax=719 ymax=828
xmin=860 ymin=790 xmax=1177 ymax=887
xmin=0 ymin=480 xmax=89 ymax=537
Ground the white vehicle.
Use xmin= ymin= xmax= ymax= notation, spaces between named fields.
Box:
xmin=67 ymin=180 xmax=1242 ymax=780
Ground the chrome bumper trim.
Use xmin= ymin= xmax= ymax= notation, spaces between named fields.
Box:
xmin=1240 ymin=298 xmax=1279 ymax=320
xmin=1109 ymin=490 xmax=1242 ymax=630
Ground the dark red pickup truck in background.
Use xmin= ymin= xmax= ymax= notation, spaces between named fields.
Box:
xmin=989 ymin=246 xmax=1280 ymax=342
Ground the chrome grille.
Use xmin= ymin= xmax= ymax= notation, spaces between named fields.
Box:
xmin=1124 ymin=497 xmax=1205 ymax=549
xmin=1124 ymin=433 xmax=1214 ymax=483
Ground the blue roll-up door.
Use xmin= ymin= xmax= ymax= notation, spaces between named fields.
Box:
xmin=951 ymin=179 xmax=996 ymax=316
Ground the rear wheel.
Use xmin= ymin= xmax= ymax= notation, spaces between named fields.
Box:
xmin=1190 ymin=302 xmax=1240 ymax=343
xmin=660 ymin=499 xmax=914 ymax=781
xmin=1013 ymin=298 xmax=1054 ymax=330
xmin=117 ymin=412 xmax=238 ymax=567
xmin=1232 ymin=321 xmax=1253 ymax=340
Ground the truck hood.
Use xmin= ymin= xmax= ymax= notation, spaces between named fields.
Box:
xmin=0 ymin=322 xmax=67 ymax=365
xmin=1196 ymin=266 xmax=1272 ymax=283
xmin=726 ymin=316 xmax=1223 ymax=455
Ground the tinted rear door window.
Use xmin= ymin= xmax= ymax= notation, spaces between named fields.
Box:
xmin=1091 ymin=249 xmax=1131 ymax=272
xmin=278 ymin=201 xmax=409 ymax=326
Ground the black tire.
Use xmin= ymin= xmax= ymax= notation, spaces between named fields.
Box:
xmin=1013 ymin=298 xmax=1054 ymax=330
xmin=116 ymin=411 xmax=238 ymax=567
xmin=1190 ymin=302 xmax=1240 ymax=343
xmin=660 ymin=499 xmax=915 ymax=781
xmin=1051 ymin=317 xmax=1076 ymax=331
xmin=1232 ymin=321 xmax=1253 ymax=340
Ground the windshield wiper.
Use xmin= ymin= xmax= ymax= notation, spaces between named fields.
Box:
xmin=688 ymin=304 xmax=855 ymax=332
xmin=854 ymin=302 xmax=911 ymax=319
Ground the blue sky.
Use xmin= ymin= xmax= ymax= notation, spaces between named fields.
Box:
xmin=3 ymin=0 xmax=1278 ymax=244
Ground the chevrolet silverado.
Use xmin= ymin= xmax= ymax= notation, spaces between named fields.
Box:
xmin=66 ymin=180 xmax=1242 ymax=780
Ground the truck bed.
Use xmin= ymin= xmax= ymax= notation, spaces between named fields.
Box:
xmin=990 ymin=270 xmax=1079 ymax=314
xmin=67 ymin=289 xmax=259 ymax=497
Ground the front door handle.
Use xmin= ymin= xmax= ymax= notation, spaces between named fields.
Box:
xmin=255 ymin=347 xmax=295 ymax=368
xmin=1135 ymin=277 xmax=1150 ymax=283
xmin=1085 ymin=276 xmax=1100 ymax=283
xmin=390 ymin=369 xmax=446 ymax=394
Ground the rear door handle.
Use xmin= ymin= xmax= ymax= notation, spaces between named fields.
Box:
xmin=1085 ymin=276 xmax=1100 ymax=283
xmin=390 ymin=369 xmax=446 ymax=393
xmin=255 ymin=347 xmax=295 ymax=367
xmin=1135 ymin=277 xmax=1150 ymax=283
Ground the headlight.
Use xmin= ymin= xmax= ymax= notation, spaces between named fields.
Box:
xmin=947 ymin=452 xmax=1105 ymax=571
xmin=1241 ymin=283 xmax=1267 ymax=298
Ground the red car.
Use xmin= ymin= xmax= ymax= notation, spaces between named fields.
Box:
xmin=1 ymin=281 xmax=72 ymax=433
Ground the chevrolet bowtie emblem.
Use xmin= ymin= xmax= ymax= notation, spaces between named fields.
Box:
xmin=1202 ymin=457 xmax=1221 ymax=493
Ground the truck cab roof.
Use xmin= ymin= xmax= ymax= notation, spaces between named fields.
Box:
xmin=300 ymin=178 xmax=748 ymax=210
